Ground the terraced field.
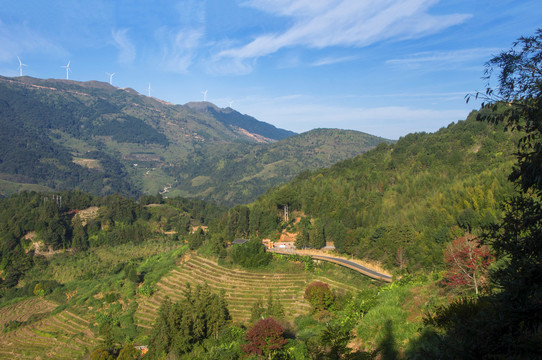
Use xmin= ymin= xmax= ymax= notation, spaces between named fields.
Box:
xmin=0 ymin=299 xmax=99 ymax=360
xmin=135 ymin=255 xmax=363 ymax=328
xmin=0 ymin=298 xmax=57 ymax=329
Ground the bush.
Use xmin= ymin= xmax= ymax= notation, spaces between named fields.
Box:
xmin=3 ymin=320 xmax=22 ymax=333
xmin=137 ymin=282 xmax=154 ymax=297
xmin=104 ymin=292 xmax=119 ymax=303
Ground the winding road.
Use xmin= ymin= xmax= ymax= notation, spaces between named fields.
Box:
xmin=268 ymin=248 xmax=393 ymax=282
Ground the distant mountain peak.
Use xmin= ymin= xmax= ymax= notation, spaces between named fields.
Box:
xmin=184 ymin=101 xmax=222 ymax=112
xmin=184 ymin=101 xmax=296 ymax=142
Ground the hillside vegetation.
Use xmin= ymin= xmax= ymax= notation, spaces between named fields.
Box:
xmin=0 ymin=76 xmax=388 ymax=205
xmin=171 ymin=128 xmax=389 ymax=204
xmin=222 ymin=111 xmax=519 ymax=272
xmin=0 ymin=189 xmax=392 ymax=359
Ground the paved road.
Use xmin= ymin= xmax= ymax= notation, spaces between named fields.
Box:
xmin=311 ymin=254 xmax=392 ymax=282
xmin=269 ymin=249 xmax=392 ymax=282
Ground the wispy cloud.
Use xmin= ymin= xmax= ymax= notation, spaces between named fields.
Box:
xmin=157 ymin=0 xmax=206 ymax=73
xmin=310 ymin=55 xmax=357 ymax=66
xmin=386 ymin=48 xmax=500 ymax=69
xmin=220 ymin=0 xmax=471 ymax=61
xmin=159 ymin=27 xmax=204 ymax=73
xmin=112 ymin=28 xmax=136 ymax=64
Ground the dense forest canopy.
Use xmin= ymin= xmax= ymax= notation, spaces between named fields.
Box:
xmin=221 ymin=111 xmax=519 ymax=272
xmin=0 ymin=190 xmax=225 ymax=292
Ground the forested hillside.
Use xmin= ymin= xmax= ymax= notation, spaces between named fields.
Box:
xmin=170 ymin=128 xmax=389 ymax=204
xmin=223 ymin=111 xmax=519 ymax=271
xmin=0 ymin=76 xmax=388 ymax=205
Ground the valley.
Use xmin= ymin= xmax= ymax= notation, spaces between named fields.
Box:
xmin=0 ymin=29 xmax=541 ymax=359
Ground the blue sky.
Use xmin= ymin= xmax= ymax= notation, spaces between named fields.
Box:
xmin=1 ymin=0 xmax=540 ymax=139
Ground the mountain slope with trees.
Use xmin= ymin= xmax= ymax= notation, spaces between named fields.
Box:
xmin=0 ymin=76 xmax=389 ymax=204
xmin=222 ymin=110 xmax=519 ymax=272
xmin=170 ymin=128 xmax=390 ymax=205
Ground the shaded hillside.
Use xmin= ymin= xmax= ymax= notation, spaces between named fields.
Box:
xmin=0 ymin=76 xmax=389 ymax=203
xmin=223 ymin=111 xmax=520 ymax=271
xmin=185 ymin=101 xmax=296 ymax=141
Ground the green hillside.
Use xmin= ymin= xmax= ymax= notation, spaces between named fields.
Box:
xmin=0 ymin=30 xmax=540 ymax=360
xmin=0 ymin=189 xmax=384 ymax=359
xmin=171 ymin=128 xmax=390 ymax=205
xmin=222 ymin=111 xmax=519 ymax=272
xmin=0 ymin=76 xmax=388 ymax=204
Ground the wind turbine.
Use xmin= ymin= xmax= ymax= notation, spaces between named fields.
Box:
xmin=61 ymin=61 xmax=71 ymax=80
xmin=148 ymin=83 xmax=151 ymax=97
xmin=202 ymin=90 xmax=208 ymax=102
xmin=106 ymin=72 xmax=115 ymax=85
xmin=228 ymin=100 xmax=234 ymax=108
xmin=17 ymin=56 xmax=27 ymax=77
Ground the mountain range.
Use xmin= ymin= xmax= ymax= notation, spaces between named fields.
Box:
xmin=0 ymin=76 xmax=390 ymax=205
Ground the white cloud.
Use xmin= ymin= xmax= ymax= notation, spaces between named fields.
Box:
xmin=386 ymin=48 xmax=501 ymax=69
xmin=206 ymin=56 xmax=255 ymax=75
xmin=156 ymin=0 xmax=207 ymax=74
xmin=112 ymin=28 xmax=136 ymax=64
xmin=310 ymin=55 xmax=357 ymax=66
xmin=221 ymin=0 xmax=471 ymax=60
xmin=160 ymin=27 xmax=204 ymax=73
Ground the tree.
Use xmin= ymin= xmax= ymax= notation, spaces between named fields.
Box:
xmin=309 ymin=220 xmax=325 ymax=249
xmin=304 ymin=281 xmax=335 ymax=313
xmin=231 ymin=239 xmax=272 ymax=268
xmin=147 ymin=284 xmax=231 ymax=357
xmin=243 ymin=317 xmax=287 ymax=360
xmin=71 ymin=217 xmax=89 ymax=251
xmin=89 ymin=348 xmax=116 ymax=360
xmin=116 ymin=343 xmax=141 ymax=360
xmin=442 ymin=235 xmax=492 ymax=295
xmin=412 ymin=29 xmax=542 ymax=359
xmin=294 ymin=227 xmax=310 ymax=249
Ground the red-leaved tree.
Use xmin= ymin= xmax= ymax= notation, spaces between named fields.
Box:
xmin=243 ymin=317 xmax=287 ymax=359
xmin=443 ymin=235 xmax=492 ymax=295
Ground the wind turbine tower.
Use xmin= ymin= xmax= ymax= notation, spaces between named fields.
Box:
xmin=228 ymin=100 xmax=234 ymax=108
xmin=148 ymin=83 xmax=151 ymax=97
xmin=106 ymin=72 xmax=115 ymax=85
xmin=17 ymin=57 xmax=27 ymax=77
xmin=202 ymin=90 xmax=208 ymax=102
xmin=61 ymin=61 xmax=71 ymax=80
